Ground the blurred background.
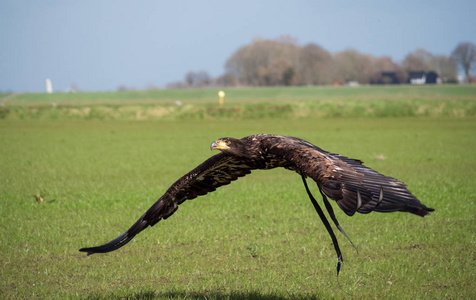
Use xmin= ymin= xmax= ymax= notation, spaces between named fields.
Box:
xmin=1 ymin=0 xmax=475 ymax=93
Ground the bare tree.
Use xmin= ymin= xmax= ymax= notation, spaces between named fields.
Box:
xmin=433 ymin=55 xmax=458 ymax=83
xmin=185 ymin=72 xmax=194 ymax=86
xmin=215 ymin=73 xmax=238 ymax=87
xmin=333 ymin=49 xmax=374 ymax=84
xmin=270 ymin=58 xmax=295 ymax=86
xmin=451 ymin=42 xmax=476 ymax=83
xmin=297 ymin=43 xmax=333 ymax=85
xmin=402 ymin=48 xmax=434 ymax=72
xmin=184 ymin=71 xmax=212 ymax=87
xmin=225 ymin=37 xmax=300 ymax=86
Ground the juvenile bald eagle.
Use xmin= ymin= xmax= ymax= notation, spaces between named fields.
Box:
xmin=80 ymin=134 xmax=433 ymax=274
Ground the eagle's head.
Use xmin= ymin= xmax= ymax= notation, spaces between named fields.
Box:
xmin=211 ymin=137 xmax=250 ymax=158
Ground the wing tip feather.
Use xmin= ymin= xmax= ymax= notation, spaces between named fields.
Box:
xmin=79 ymin=231 xmax=133 ymax=255
xmin=417 ymin=206 xmax=435 ymax=217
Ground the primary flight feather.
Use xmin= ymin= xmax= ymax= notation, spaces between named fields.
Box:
xmin=80 ymin=134 xmax=433 ymax=273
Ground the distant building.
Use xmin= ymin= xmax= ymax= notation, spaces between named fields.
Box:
xmin=407 ymin=71 xmax=439 ymax=84
xmin=372 ymin=72 xmax=402 ymax=85
xmin=45 ymin=78 xmax=53 ymax=93
xmin=346 ymin=81 xmax=360 ymax=87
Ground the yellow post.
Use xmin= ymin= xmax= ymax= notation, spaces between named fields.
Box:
xmin=218 ymin=90 xmax=225 ymax=105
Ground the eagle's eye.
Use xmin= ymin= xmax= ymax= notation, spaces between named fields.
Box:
xmin=224 ymin=140 xmax=231 ymax=146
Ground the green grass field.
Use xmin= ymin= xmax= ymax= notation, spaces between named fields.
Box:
xmin=1 ymin=86 xmax=475 ymax=299
xmin=2 ymin=85 xmax=475 ymax=121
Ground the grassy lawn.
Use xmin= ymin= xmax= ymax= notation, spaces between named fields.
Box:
xmin=5 ymin=85 xmax=476 ymax=106
xmin=1 ymin=86 xmax=475 ymax=299
xmin=2 ymin=86 xmax=475 ymax=121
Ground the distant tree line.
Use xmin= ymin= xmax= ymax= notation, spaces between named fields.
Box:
xmin=164 ymin=37 xmax=475 ymax=89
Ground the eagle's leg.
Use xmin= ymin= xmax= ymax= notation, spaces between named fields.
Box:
xmin=317 ymin=186 xmax=358 ymax=254
xmin=301 ymin=175 xmax=343 ymax=276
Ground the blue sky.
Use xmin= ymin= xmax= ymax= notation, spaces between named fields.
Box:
xmin=1 ymin=0 xmax=475 ymax=92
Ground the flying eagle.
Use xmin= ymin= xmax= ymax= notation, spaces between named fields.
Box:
xmin=80 ymin=134 xmax=434 ymax=274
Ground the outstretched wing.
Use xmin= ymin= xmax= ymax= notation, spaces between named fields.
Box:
xmin=323 ymin=155 xmax=434 ymax=217
xmin=321 ymin=153 xmax=433 ymax=217
xmin=79 ymin=153 xmax=257 ymax=255
xmin=265 ymin=135 xmax=434 ymax=217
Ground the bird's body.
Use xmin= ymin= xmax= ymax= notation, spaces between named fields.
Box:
xmin=80 ymin=134 xmax=433 ymax=273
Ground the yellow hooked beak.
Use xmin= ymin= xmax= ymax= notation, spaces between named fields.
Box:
xmin=210 ymin=140 xmax=230 ymax=150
